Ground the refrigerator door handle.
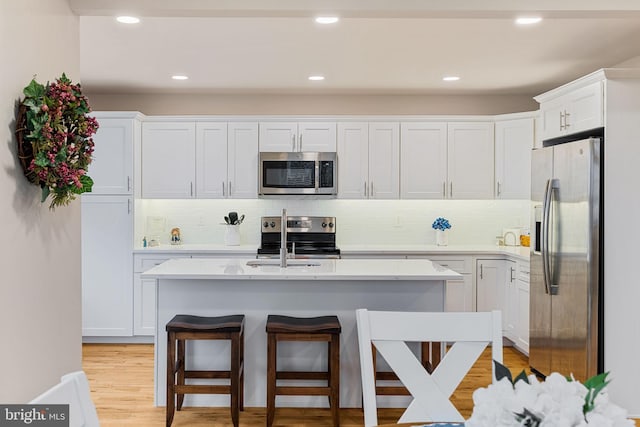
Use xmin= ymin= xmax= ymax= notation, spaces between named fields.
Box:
xmin=541 ymin=178 xmax=552 ymax=295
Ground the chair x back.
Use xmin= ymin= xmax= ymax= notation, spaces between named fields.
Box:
xmin=356 ymin=309 xmax=502 ymax=427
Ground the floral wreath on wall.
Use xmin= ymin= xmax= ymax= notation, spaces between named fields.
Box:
xmin=15 ymin=73 xmax=99 ymax=209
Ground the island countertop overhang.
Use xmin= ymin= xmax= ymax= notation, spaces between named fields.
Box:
xmin=141 ymin=257 xmax=462 ymax=281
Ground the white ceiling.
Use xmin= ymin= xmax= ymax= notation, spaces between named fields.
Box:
xmin=71 ymin=0 xmax=640 ymax=96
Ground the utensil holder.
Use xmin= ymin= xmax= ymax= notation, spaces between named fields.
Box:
xmin=436 ymin=229 xmax=449 ymax=246
xmin=225 ymin=224 xmax=241 ymax=246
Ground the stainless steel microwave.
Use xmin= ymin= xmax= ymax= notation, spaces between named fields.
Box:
xmin=259 ymin=152 xmax=337 ymax=196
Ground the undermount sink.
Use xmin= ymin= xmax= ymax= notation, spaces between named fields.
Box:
xmin=246 ymin=259 xmax=321 ymax=267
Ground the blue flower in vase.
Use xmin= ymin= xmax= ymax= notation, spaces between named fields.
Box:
xmin=432 ymin=217 xmax=451 ymax=231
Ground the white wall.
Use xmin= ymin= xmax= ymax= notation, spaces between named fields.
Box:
xmin=0 ymin=1 xmax=82 ymax=402
xmin=135 ymin=199 xmax=530 ymax=247
xmin=86 ymin=92 xmax=538 ymax=116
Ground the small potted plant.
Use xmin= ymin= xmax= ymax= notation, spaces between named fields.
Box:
xmin=432 ymin=217 xmax=451 ymax=246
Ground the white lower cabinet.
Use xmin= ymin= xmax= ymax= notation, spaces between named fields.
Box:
xmin=476 ymin=257 xmax=530 ymax=354
xmin=81 ymin=196 xmax=133 ymax=336
xmin=133 ymin=254 xmax=189 ymax=336
xmin=409 ymin=255 xmax=473 ymax=312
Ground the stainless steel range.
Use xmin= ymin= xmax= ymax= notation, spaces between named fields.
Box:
xmin=257 ymin=216 xmax=340 ymax=258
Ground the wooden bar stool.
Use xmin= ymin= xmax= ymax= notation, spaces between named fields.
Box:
xmin=266 ymin=314 xmax=341 ymax=427
xmin=166 ymin=314 xmax=245 ymax=427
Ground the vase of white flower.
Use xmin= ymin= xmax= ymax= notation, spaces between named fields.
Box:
xmin=436 ymin=229 xmax=449 ymax=246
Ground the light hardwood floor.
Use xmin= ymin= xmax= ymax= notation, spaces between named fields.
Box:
xmin=83 ymin=343 xmax=534 ymax=426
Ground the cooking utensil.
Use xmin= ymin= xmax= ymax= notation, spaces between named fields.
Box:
xmin=228 ymin=212 xmax=238 ymax=225
xmin=238 ymin=214 xmax=245 ymax=224
xmin=224 ymin=216 xmax=230 ymax=224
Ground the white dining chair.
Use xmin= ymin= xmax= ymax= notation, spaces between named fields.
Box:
xmin=30 ymin=370 xmax=100 ymax=427
xmin=356 ymin=309 xmax=502 ymax=427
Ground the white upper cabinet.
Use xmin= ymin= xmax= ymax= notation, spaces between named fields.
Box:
xmin=337 ymin=122 xmax=399 ymax=199
xmin=400 ymin=122 xmax=448 ymax=199
xmin=259 ymin=122 xmax=336 ymax=152
xmin=195 ymin=122 xmax=228 ymax=198
xmin=226 ymin=122 xmax=259 ymax=198
xmin=495 ymin=118 xmax=534 ymax=199
xmin=337 ymin=122 xmax=369 ymax=199
xmin=538 ymin=80 xmax=603 ymax=141
xmin=141 ymin=122 xmax=196 ymax=198
xmin=447 ymin=122 xmax=495 ymax=199
xmin=195 ymin=122 xmax=258 ymax=199
xmin=89 ymin=116 xmax=136 ymax=194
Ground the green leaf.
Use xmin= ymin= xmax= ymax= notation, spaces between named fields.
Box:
xmin=583 ymin=372 xmax=610 ymax=414
xmin=23 ymin=78 xmax=45 ymax=99
xmin=514 ymin=370 xmax=530 ymax=385
xmin=34 ymin=151 xmax=49 ymax=167
xmin=80 ymin=175 xmax=93 ymax=191
xmin=494 ymin=360 xmax=513 ymax=384
xmin=55 ymin=146 xmax=67 ymax=163
xmin=40 ymin=185 xmax=50 ymax=203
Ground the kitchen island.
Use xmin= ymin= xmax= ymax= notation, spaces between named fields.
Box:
xmin=142 ymin=257 xmax=461 ymax=408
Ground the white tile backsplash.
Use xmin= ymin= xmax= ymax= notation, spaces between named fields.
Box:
xmin=134 ymin=199 xmax=530 ymax=247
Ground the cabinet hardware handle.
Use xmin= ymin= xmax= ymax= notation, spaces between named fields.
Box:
xmin=370 ymin=182 xmax=374 ymax=198
xmin=190 ymin=182 xmax=193 ymax=197
xmin=292 ymin=134 xmax=296 ymax=151
xmin=564 ymin=111 xmax=571 ymax=128
xmin=299 ymin=134 xmax=303 ymax=151
xmin=127 ymin=176 xmax=131 ymax=192
xmin=450 ymin=182 xmax=453 ymax=198
xmin=510 ymin=267 xmax=515 ymax=283
xmin=559 ymin=111 xmax=565 ymax=131
xmin=364 ymin=182 xmax=368 ymax=197
xmin=229 ymin=181 xmax=232 ymax=196
xmin=222 ymin=181 xmax=226 ymax=196
xmin=127 ymin=198 xmax=131 ymax=214
xmin=443 ymin=182 xmax=446 ymax=198
xmin=497 ymin=181 xmax=501 ymax=197
xmin=480 ymin=264 xmax=484 ymax=279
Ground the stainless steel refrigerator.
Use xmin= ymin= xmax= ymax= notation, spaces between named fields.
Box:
xmin=530 ymin=132 xmax=604 ymax=382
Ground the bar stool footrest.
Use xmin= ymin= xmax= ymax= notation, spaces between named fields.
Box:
xmin=277 ymin=371 xmax=329 ymax=380
xmin=174 ymin=384 xmax=231 ymax=394
xmin=276 ymin=386 xmax=331 ymax=396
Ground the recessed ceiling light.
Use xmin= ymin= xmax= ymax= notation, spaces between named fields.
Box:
xmin=171 ymin=75 xmax=189 ymax=81
xmin=308 ymin=75 xmax=325 ymax=81
xmin=315 ymin=16 xmax=339 ymax=24
xmin=116 ymin=16 xmax=140 ymax=24
xmin=516 ymin=17 xmax=542 ymax=25
xmin=443 ymin=76 xmax=460 ymax=82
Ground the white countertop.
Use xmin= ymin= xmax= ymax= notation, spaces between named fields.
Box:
xmin=133 ymin=243 xmax=530 ymax=261
xmin=141 ymin=257 xmax=462 ymax=281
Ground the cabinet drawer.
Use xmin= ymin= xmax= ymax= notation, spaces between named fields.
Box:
xmin=134 ymin=254 xmax=189 ymax=272
xmin=427 ymin=257 xmax=471 ymax=273
xmin=517 ymin=262 xmax=530 ymax=282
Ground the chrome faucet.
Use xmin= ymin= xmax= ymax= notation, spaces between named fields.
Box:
xmin=280 ymin=208 xmax=287 ymax=267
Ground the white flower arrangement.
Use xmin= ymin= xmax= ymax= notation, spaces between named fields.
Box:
xmin=466 ymin=362 xmax=634 ymax=427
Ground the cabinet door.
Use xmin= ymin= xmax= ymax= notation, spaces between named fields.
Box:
xmin=259 ymin=122 xmax=297 ymax=152
xmin=540 ymin=97 xmax=565 ymax=140
xmin=447 ymin=122 xmax=495 ymax=199
xmin=337 ymin=122 xmax=369 ymax=199
xmin=516 ymin=278 xmax=530 ymax=353
xmin=195 ymin=122 xmax=228 ymax=198
xmin=565 ymin=81 xmax=603 ymax=134
xmin=227 ymin=122 xmax=259 ymax=198
xmin=368 ymin=122 xmax=400 ymax=199
xmin=504 ymin=260 xmax=518 ymax=340
xmin=133 ymin=275 xmax=157 ymax=336
xmin=400 ymin=122 xmax=448 ymax=199
xmin=89 ymin=117 xmax=134 ymax=194
xmin=141 ymin=122 xmax=196 ymax=198
xmin=495 ymin=118 xmax=534 ymax=199
xmin=81 ymin=196 xmax=133 ymax=336
xmin=445 ymin=275 xmax=473 ymax=312
xmin=476 ymin=259 xmax=506 ymax=317
xmin=298 ymin=122 xmax=337 ymax=152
